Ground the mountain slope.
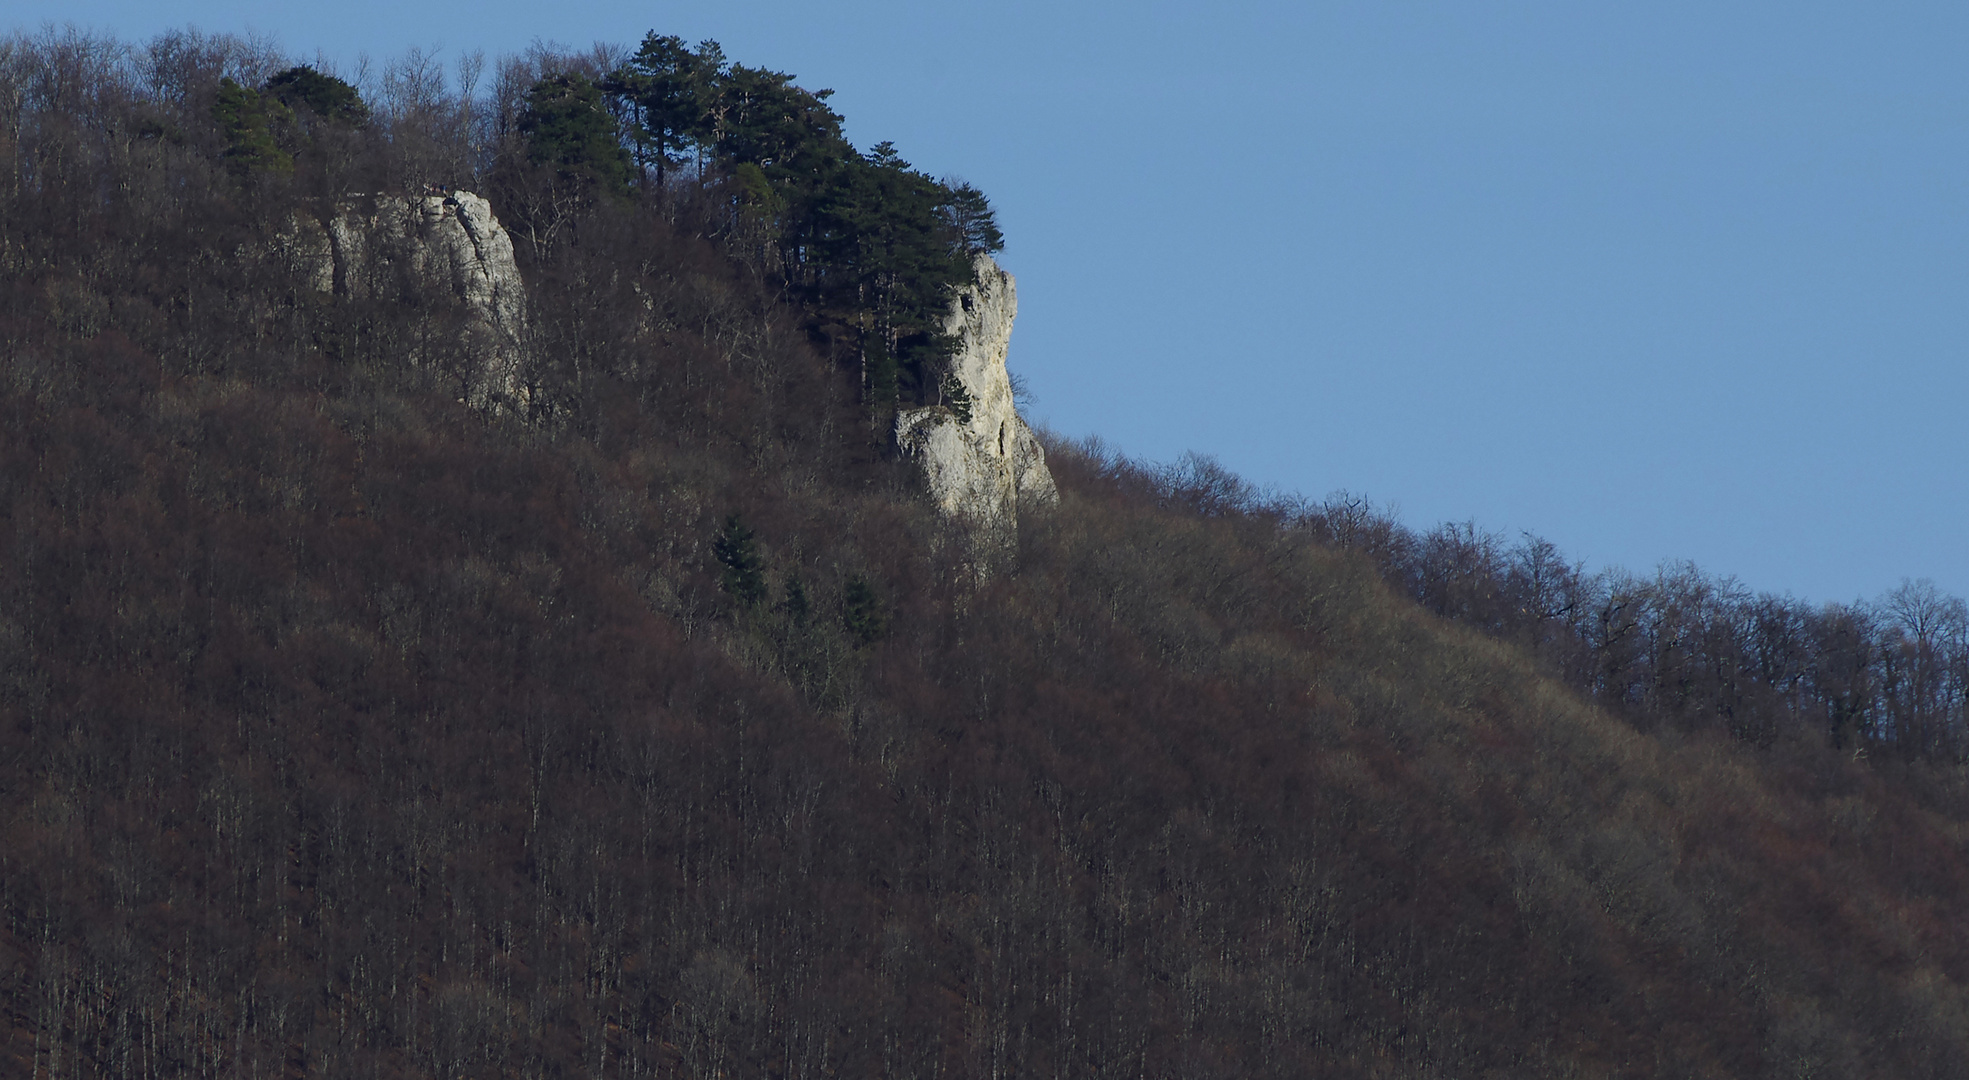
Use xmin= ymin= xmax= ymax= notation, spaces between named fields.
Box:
xmin=4 ymin=27 xmax=1969 ymax=1080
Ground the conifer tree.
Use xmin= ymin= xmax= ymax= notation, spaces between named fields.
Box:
xmin=713 ymin=515 xmax=767 ymax=606
xmin=587 ymin=30 xmax=1008 ymax=411
xmin=940 ymin=371 xmax=974 ymax=423
xmin=610 ymin=33 xmax=721 ymax=186
xmin=263 ymin=66 xmax=368 ymax=125
xmin=841 ymin=575 xmax=886 ymax=643
xmin=810 ymin=143 xmax=969 ymax=403
xmin=212 ymin=78 xmax=293 ymax=175
xmin=942 ymin=181 xmax=1004 ymax=258
xmin=519 ymin=73 xmax=634 ymax=196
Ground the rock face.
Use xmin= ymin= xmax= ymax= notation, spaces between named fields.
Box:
xmin=283 ymin=191 xmax=529 ymax=411
xmin=894 ymin=256 xmax=1058 ymax=531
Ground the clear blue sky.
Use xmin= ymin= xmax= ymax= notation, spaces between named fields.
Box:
xmin=22 ymin=1 xmax=1969 ymax=604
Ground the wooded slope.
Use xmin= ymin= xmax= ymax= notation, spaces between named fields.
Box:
xmin=4 ymin=27 xmax=1969 ymax=1080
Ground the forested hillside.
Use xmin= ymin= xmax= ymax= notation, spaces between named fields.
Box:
xmin=4 ymin=26 xmax=1969 ymax=1080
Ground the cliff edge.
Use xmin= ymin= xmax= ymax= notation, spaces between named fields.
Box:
xmin=894 ymin=255 xmax=1057 ymax=530
xmin=282 ymin=191 xmax=529 ymax=412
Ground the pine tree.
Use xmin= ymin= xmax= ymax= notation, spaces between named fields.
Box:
xmin=610 ymin=34 xmax=722 ymax=186
xmin=519 ymin=73 xmax=634 ymax=196
xmin=212 ymin=78 xmax=293 ymax=175
xmin=941 ymin=182 xmax=1004 ymax=259
xmin=713 ymin=516 xmax=767 ymax=606
xmin=940 ymin=372 xmax=974 ymax=424
xmin=841 ymin=575 xmax=886 ymax=644
xmin=809 ymin=144 xmax=970 ymax=405
xmin=263 ymin=66 xmax=368 ymax=125
xmin=589 ymin=32 xmax=1002 ymax=412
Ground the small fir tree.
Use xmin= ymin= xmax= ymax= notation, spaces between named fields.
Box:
xmin=713 ymin=515 xmax=767 ymax=606
xmin=841 ymin=575 xmax=886 ymax=644
xmin=940 ymin=372 xmax=974 ymax=424
xmin=212 ymin=78 xmax=293 ymax=175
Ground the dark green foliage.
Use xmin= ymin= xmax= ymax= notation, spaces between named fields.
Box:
xmin=608 ymin=33 xmax=722 ymax=185
xmin=519 ymin=72 xmax=634 ymax=196
xmin=840 ymin=574 xmax=886 ymax=643
xmin=943 ymin=181 xmax=1005 ymax=258
xmin=211 ymin=77 xmax=293 ymax=174
xmin=711 ymin=62 xmax=851 ymax=190
xmin=714 ymin=514 xmax=768 ymax=605
xmin=807 ymin=143 xmax=971 ymax=402
xmin=730 ymin=159 xmax=785 ymax=238
xmin=862 ymin=336 xmax=900 ymax=407
xmin=263 ymin=65 xmax=368 ymax=124
xmin=591 ymin=40 xmax=999 ymax=409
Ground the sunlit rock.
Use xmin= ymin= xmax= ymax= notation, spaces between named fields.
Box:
xmin=282 ymin=191 xmax=529 ymax=412
xmin=894 ymin=255 xmax=1058 ymax=533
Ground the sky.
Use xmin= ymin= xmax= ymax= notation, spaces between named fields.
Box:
xmin=17 ymin=1 xmax=1969 ymax=605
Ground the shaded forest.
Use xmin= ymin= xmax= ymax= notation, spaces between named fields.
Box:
xmin=4 ymin=25 xmax=1969 ymax=1080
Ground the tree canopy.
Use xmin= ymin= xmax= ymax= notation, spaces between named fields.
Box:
xmin=509 ymin=31 xmax=1006 ymax=412
xmin=210 ymin=67 xmax=369 ymax=179
xmin=518 ymin=72 xmax=635 ymax=196
xmin=211 ymin=77 xmax=294 ymax=174
xmin=264 ymin=65 xmax=368 ymax=125
xmin=606 ymin=34 xmax=721 ymax=185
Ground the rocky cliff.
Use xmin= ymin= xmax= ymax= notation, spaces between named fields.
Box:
xmin=283 ymin=191 xmax=530 ymax=411
xmin=280 ymin=203 xmax=1054 ymax=521
xmin=894 ymin=256 xmax=1058 ymax=530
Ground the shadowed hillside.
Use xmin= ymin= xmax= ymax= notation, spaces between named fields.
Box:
xmin=4 ymin=27 xmax=1969 ymax=1080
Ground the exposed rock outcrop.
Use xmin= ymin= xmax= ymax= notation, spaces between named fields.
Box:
xmin=281 ymin=191 xmax=529 ymax=411
xmin=894 ymin=256 xmax=1058 ymax=533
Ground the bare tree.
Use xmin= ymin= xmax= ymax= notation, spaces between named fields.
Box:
xmin=1878 ymin=579 xmax=1969 ymax=756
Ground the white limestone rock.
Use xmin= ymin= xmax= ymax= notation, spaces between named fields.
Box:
xmin=283 ymin=191 xmax=530 ymax=411
xmin=894 ymin=255 xmax=1058 ymax=530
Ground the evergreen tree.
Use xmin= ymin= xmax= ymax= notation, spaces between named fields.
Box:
xmin=609 ymin=34 xmax=722 ymax=186
xmin=519 ymin=73 xmax=634 ymax=196
xmin=258 ymin=67 xmax=366 ymax=193
xmin=587 ymin=31 xmax=1006 ymax=413
xmin=212 ymin=78 xmax=293 ymax=175
xmin=810 ymin=144 xmax=970 ymax=404
xmin=841 ymin=575 xmax=886 ymax=644
xmin=713 ymin=64 xmax=853 ymax=206
xmin=713 ymin=515 xmax=767 ymax=606
xmin=939 ymin=371 xmax=974 ymax=424
xmin=731 ymin=162 xmax=785 ymax=229
xmin=941 ymin=181 xmax=1004 ymax=259
xmin=263 ymin=66 xmax=368 ymax=125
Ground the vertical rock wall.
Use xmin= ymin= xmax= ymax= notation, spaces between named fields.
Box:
xmin=894 ymin=255 xmax=1058 ymax=531
xmin=282 ymin=201 xmax=1058 ymax=529
xmin=282 ymin=191 xmax=530 ymax=412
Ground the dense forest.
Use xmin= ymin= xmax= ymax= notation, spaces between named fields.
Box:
xmin=4 ymin=24 xmax=1969 ymax=1080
